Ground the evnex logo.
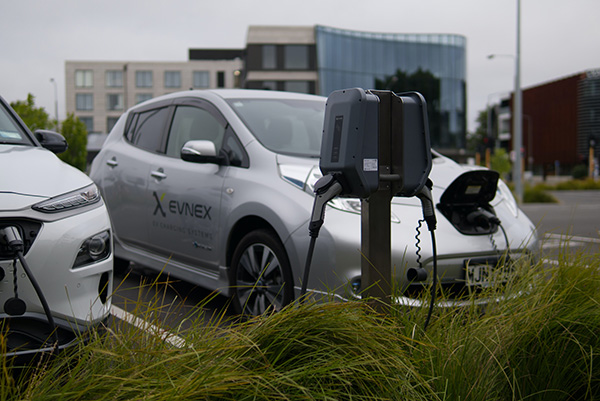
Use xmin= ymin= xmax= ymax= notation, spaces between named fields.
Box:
xmin=153 ymin=192 xmax=212 ymax=220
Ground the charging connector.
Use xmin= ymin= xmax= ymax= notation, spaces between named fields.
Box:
xmin=300 ymin=174 xmax=343 ymax=299
xmin=308 ymin=174 xmax=344 ymax=238
xmin=416 ymin=179 xmax=437 ymax=232
xmin=1 ymin=226 xmax=59 ymax=350
xmin=2 ymin=226 xmax=24 ymax=253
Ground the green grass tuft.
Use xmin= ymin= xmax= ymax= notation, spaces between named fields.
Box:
xmin=3 ymin=245 xmax=600 ymax=400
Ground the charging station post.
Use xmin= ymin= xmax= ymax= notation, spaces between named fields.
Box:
xmin=360 ymin=91 xmax=394 ymax=311
xmin=309 ymin=88 xmax=432 ymax=312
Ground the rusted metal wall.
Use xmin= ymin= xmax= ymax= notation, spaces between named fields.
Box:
xmin=519 ymin=73 xmax=582 ymax=172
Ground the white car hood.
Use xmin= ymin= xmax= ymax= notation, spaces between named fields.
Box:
xmin=0 ymin=145 xmax=92 ymax=209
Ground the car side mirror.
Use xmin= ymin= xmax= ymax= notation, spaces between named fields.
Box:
xmin=181 ymin=140 xmax=224 ymax=164
xmin=34 ymin=130 xmax=68 ymax=154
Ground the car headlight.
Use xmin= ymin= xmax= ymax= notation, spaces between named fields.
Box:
xmin=73 ymin=230 xmax=111 ymax=268
xmin=329 ymin=198 xmax=401 ymax=223
xmin=496 ymin=179 xmax=518 ymax=217
xmin=32 ymin=183 xmax=101 ymax=213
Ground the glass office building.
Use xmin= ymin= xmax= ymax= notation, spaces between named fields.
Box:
xmin=315 ymin=26 xmax=467 ymax=149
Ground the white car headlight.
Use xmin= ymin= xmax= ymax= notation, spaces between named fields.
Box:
xmin=329 ymin=198 xmax=401 ymax=223
xmin=32 ymin=183 xmax=101 ymax=213
xmin=495 ymin=179 xmax=519 ymax=217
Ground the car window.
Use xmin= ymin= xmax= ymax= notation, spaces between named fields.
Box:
xmin=223 ymin=125 xmax=249 ymax=168
xmin=226 ymin=98 xmax=325 ymax=157
xmin=127 ymin=107 xmax=170 ymax=153
xmin=0 ymin=104 xmax=32 ymax=146
xmin=166 ymin=105 xmax=225 ymax=158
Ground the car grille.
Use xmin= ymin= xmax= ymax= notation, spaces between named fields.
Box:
xmin=0 ymin=220 xmax=42 ymax=259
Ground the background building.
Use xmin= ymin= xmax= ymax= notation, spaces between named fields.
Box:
xmin=243 ymin=26 xmax=318 ymax=94
xmin=243 ymin=25 xmax=467 ymax=150
xmin=66 ymin=25 xmax=467 ymax=151
xmin=489 ymin=70 xmax=600 ymax=176
xmin=66 ymin=55 xmax=242 ymax=134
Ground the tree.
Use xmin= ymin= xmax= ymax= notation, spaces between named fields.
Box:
xmin=467 ymin=109 xmax=489 ymax=153
xmin=490 ymin=148 xmax=512 ymax=180
xmin=375 ymin=68 xmax=441 ymax=145
xmin=10 ymin=93 xmax=51 ymax=132
xmin=59 ymin=113 xmax=88 ymax=172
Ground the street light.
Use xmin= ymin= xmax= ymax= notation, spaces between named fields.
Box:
xmin=49 ymin=78 xmax=59 ymax=129
xmin=486 ymin=0 xmax=523 ymax=203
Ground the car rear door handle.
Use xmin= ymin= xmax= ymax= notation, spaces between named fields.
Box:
xmin=106 ymin=157 xmax=118 ymax=168
xmin=151 ymin=169 xmax=167 ymax=180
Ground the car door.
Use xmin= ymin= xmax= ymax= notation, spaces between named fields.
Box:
xmin=146 ymin=98 xmax=229 ymax=272
xmin=98 ymin=103 xmax=172 ymax=250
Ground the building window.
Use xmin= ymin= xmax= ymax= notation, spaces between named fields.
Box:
xmin=76 ymin=94 xmax=93 ymax=111
xmin=107 ymin=117 xmax=120 ymax=133
xmin=284 ymin=45 xmax=309 ymax=70
xmin=284 ymin=81 xmax=310 ymax=94
xmin=75 ymin=70 xmax=93 ymax=88
xmin=79 ymin=117 xmax=93 ymax=132
xmin=193 ymin=71 xmax=210 ymax=88
xmin=262 ymin=81 xmax=278 ymax=91
xmin=105 ymin=70 xmax=123 ymax=87
xmin=136 ymin=93 xmax=153 ymax=104
xmin=262 ymin=45 xmax=277 ymax=69
xmin=217 ymin=71 xmax=225 ymax=88
xmin=164 ymin=71 xmax=181 ymax=88
xmin=107 ymin=93 xmax=124 ymax=111
xmin=136 ymin=71 xmax=153 ymax=88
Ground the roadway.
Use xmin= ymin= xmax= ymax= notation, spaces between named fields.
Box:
xmin=520 ymin=190 xmax=600 ymax=254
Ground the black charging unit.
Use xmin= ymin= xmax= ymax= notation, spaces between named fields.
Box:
xmin=303 ymin=88 xmax=436 ymax=319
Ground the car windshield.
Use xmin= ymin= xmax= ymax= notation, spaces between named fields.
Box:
xmin=0 ymin=103 xmax=32 ymax=146
xmin=226 ymin=98 xmax=325 ymax=157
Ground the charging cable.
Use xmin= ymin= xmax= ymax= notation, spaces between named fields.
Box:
xmin=300 ymin=174 xmax=343 ymax=299
xmin=1 ymin=226 xmax=59 ymax=349
xmin=415 ymin=180 xmax=438 ymax=331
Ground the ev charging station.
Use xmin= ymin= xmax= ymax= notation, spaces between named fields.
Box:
xmin=303 ymin=88 xmax=436 ymax=312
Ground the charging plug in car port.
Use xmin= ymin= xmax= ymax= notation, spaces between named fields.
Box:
xmin=0 ymin=226 xmax=59 ymax=348
xmin=0 ymin=225 xmax=23 ymax=286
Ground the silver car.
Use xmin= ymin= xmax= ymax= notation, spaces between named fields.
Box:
xmin=90 ymin=89 xmax=538 ymax=315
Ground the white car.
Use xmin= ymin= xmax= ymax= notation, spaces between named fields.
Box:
xmin=0 ymin=96 xmax=113 ymax=359
xmin=90 ymin=89 xmax=539 ymax=316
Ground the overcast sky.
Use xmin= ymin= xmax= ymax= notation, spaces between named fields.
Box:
xmin=2 ymin=0 xmax=599 ymax=133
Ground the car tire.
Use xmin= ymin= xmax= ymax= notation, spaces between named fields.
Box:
xmin=230 ymin=230 xmax=294 ymax=315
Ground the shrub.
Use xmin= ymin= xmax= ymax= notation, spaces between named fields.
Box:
xmin=523 ymin=185 xmax=558 ymax=203
xmin=572 ymin=164 xmax=588 ymax=180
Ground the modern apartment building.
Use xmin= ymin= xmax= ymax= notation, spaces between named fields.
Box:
xmin=66 ymin=25 xmax=467 ymax=149
xmin=66 ymin=56 xmax=242 ymax=134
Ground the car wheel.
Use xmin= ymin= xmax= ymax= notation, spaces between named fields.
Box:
xmin=230 ymin=230 xmax=294 ymax=315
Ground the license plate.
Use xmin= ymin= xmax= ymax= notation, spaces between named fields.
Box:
xmin=466 ymin=263 xmax=494 ymax=287
xmin=464 ymin=257 xmax=509 ymax=287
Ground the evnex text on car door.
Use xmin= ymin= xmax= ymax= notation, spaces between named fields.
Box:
xmin=146 ymin=100 xmax=227 ymax=274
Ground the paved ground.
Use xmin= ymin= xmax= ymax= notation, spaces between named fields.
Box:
xmin=520 ymin=190 xmax=600 ymax=239
xmin=520 ymin=190 xmax=600 ymax=258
